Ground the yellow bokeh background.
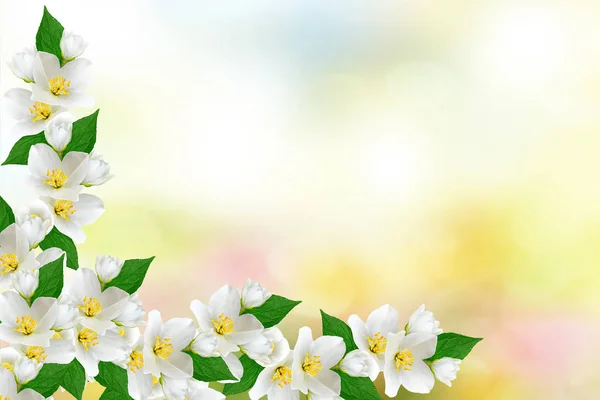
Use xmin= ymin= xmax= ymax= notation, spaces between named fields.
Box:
xmin=2 ymin=0 xmax=600 ymax=398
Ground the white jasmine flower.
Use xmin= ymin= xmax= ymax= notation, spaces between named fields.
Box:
xmin=113 ymin=294 xmax=145 ymax=328
xmin=347 ymin=304 xmax=399 ymax=370
xmin=432 ymin=357 xmax=461 ymax=387
xmin=0 ymin=291 xmax=57 ymax=346
xmin=291 ymin=327 xmax=345 ymax=397
xmin=339 ymin=349 xmax=379 ymax=381
xmin=383 ymin=331 xmax=437 ymax=396
xmin=186 ymin=379 xmax=226 ymax=400
xmin=82 ymin=151 xmax=113 ymax=187
xmin=190 ymin=330 xmax=220 ymax=357
xmin=73 ymin=323 xmax=127 ymax=377
xmin=44 ymin=112 xmax=75 ymax=153
xmin=60 ymin=31 xmax=87 ymax=61
xmin=52 ymin=296 xmax=80 ymax=330
xmin=0 ymin=367 xmax=44 ymax=400
xmin=143 ymin=310 xmax=196 ymax=379
xmin=0 ymin=224 xmax=40 ymax=288
xmin=121 ymin=335 xmax=153 ymax=400
xmin=241 ymin=279 xmax=271 ymax=310
xmin=28 ymin=144 xmax=89 ymax=201
xmin=65 ymin=268 xmax=129 ymax=334
xmin=15 ymin=201 xmax=53 ymax=249
xmin=95 ymin=254 xmax=124 ymax=284
xmin=190 ymin=285 xmax=263 ymax=356
xmin=242 ymin=327 xmax=290 ymax=367
xmin=31 ymin=52 xmax=93 ymax=108
xmin=407 ymin=305 xmax=443 ymax=335
xmin=11 ymin=269 xmax=39 ymax=299
xmin=13 ymin=335 xmax=76 ymax=367
xmin=8 ymin=47 xmax=36 ymax=82
xmin=2 ymin=88 xmax=65 ymax=137
xmin=0 ymin=347 xmax=42 ymax=385
xmin=249 ymin=351 xmax=299 ymax=400
xmin=41 ymin=194 xmax=104 ymax=244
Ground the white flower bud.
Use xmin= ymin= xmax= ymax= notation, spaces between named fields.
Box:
xmin=44 ymin=112 xmax=75 ymax=152
xmin=113 ymin=295 xmax=145 ymax=327
xmin=8 ymin=47 xmax=36 ymax=82
xmin=407 ymin=304 xmax=443 ymax=335
xmin=60 ymin=31 xmax=87 ymax=60
xmin=340 ymin=349 xmax=379 ymax=380
xmin=11 ymin=270 xmax=39 ymax=298
xmin=432 ymin=357 xmax=461 ymax=386
xmin=241 ymin=279 xmax=271 ymax=309
xmin=52 ymin=296 xmax=80 ymax=330
xmin=191 ymin=330 xmax=220 ymax=357
xmin=242 ymin=327 xmax=289 ymax=367
xmin=13 ymin=356 xmax=42 ymax=384
xmin=82 ymin=152 xmax=113 ymax=186
xmin=95 ymin=254 xmax=124 ymax=283
xmin=15 ymin=201 xmax=53 ymax=249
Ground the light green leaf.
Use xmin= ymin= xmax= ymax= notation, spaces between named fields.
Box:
xmin=1 ymin=132 xmax=47 ymax=166
xmin=336 ymin=370 xmax=383 ymax=400
xmin=20 ymin=363 xmax=71 ymax=396
xmin=242 ymin=295 xmax=301 ymax=328
xmin=39 ymin=227 xmax=79 ymax=270
xmin=36 ymin=6 xmax=64 ymax=62
xmin=60 ymin=359 xmax=86 ymax=400
xmin=222 ymin=354 xmax=264 ymax=395
xmin=63 ymin=110 xmax=100 ymax=155
xmin=0 ymin=196 xmax=15 ymax=232
xmin=95 ymin=362 xmax=132 ymax=398
xmin=185 ymin=351 xmax=236 ymax=382
xmin=321 ymin=309 xmax=358 ymax=355
xmin=103 ymin=256 xmax=155 ymax=294
xmin=31 ymin=254 xmax=64 ymax=303
xmin=427 ymin=332 xmax=482 ymax=361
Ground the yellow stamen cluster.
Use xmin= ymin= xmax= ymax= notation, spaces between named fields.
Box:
xmin=153 ymin=337 xmax=173 ymax=360
xmin=0 ymin=253 xmax=18 ymax=275
xmin=127 ymin=350 xmax=144 ymax=373
xmin=0 ymin=395 xmax=12 ymax=400
xmin=78 ymin=297 xmax=102 ymax=317
xmin=44 ymin=169 xmax=67 ymax=189
xmin=368 ymin=332 xmax=387 ymax=355
xmin=29 ymin=102 xmax=51 ymax=121
xmin=152 ymin=375 xmax=160 ymax=386
xmin=78 ymin=328 xmax=99 ymax=350
xmin=2 ymin=362 xmax=13 ymax=371
xmin=271 ymin=365 xmax=292 ymax=388
xmin=54 ymin=200 xmax=76 ymax=220
xmin=394 ymin=349 xmax=414 ymax=372
xmin=25 ymin=346 xmax=48 ymax=363
xmin=118 ymin=328 xmax=126 ymax=336
xmin=302 ymin=353 xmax=322 ymax=377
xmin=14 ymin=316 xmax=37 ymax=335
xmin=212 ymin=313 xmax=234 ymax=335
xmin=49 ymin=76 xmax=71 ymax=96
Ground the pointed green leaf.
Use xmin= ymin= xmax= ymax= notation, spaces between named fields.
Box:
xmin=185 ymin=351 xmax=236 ymax=382
xmin=321 ymin=309 xmax=358 ymax=355
xmin=427 ymin=332 xmax=482 ymax=361
xmin=20 ymin=363 xmax=71 ymax=396
xmin=222 ymin=354 xmax=265 ymax=395
xmin=336 ymin=370 xmax=382 ymax=400
xmin=63 ymin=110 xmax=100 ymax=155
xmin=39 ymin=227 xmax=79 ymax=270
xmin=2 ymin=132 xmax=47 ymax=166
xmin=60 ymin=359 xmax=86 ymax=400
xmin=103 ymin=256 xmax=155 ymax=294
xmin=100 ymin=388 xmax=130 ymax=400
xmin=31 ymin=254 xmax=65 ymax=302
xmin=95 ymin=362 xmax=131 ymax=397
xmin=36 ymin=6 xmax=64 ymax=62
xmin=242 ymin=295 xmax=301 ymax=328
xmin=0 ymin=196 xmax=15 ymax=232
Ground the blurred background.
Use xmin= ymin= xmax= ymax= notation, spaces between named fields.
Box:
xmin=2 ymin=0 xmax=600 ymax=398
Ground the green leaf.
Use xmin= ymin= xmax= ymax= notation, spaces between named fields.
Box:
xmin=39 ymin=227 xmax=79 ymax=270
xmin=61 ymin=359 xmax=86 ymax=400
xmin=20 ymin=363 xmax=71 ymax=396
xmin=321 ymin=309 xmax=358 ymax=355
xmin=63 ymin=110 xmax=100 ymax=155
xmin=222 ymin=354 xmax=265 ymax=395
xmin=185 ymin=351 xmax=236 ymax=382
xmin=95 ymin=362 xmax=132 ymax=397
xmin=427 ymin=332 xmax=482 ymax=361
xmin=36 ymin=6 xmax=64 ymax=62
xmin=0 ymin=196 xmax=15 ymax=232
xmin=2 ymin=132 xmax=47 ymax=166
xmin=31 ymin=254 xmax=64 ymax=303
xmin=100 ymin=388 xmax=128 ymax=400
xmin=242 ymin=295 xmax=301 ymax=328
xmin=103 ymin=256 xmax=155 ymax=294
xmin=336 ymin=370 xmax=383 ymax=400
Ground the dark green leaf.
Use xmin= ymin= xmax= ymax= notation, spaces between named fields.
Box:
xmin=39 ymin=227 xmax=79 ymax=270
xmin=321 ymin=309 xmax=358 ymax=355
xmin=61 ymin=359 xmax=86 ymax=400
xmin=20 ymin=363 xmax=70 ymax=396
xmin=36 ymin=6 xmax=64 ymax=62
xmin=185 ymin=351 xmax=235 ymax=382
xmin=100 ymin=388 xmax=129 ymax=400
xmin=336 ymin=370 xmax=382 ymax=400
xmin=427 ymin=332 xmax=482 ymax=361
xmin=31 ymin=254 xmax=64 ymax=303
xmin=95 ymin=362 xmax=131 ymax=396
xmin=103 ymin=256 xmax=155 ymax=294
xmin=2 ymin=132 xmax=47 ymax=166
xmin=242 ymin=295 xmax=301 ymax=328
xmin=63 ymin=110 xmax=100 ymax=155
xmin=222 ymin=354 xmax=265 ymax=395
xmin=0 ymin=196 xmax=15 ymax=232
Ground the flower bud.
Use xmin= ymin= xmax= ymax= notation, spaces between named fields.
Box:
xmin=432 ymin=357 xmax=461 ymax=386
xmin=340 ymin=349 xmax=379 ymax=380
xmin=83 ymin=152 xmax=113 ymax=186
xmin=407 ymin=304 xmax=442 ymax=335
xmin=242 ymin=327 xmax=289 ymax=367
xmin=15 ymin=202 xmax=53 ymax=249
xmin=13 ymin=356 xmax=42 ymax=384
xmin=44 ymin=113 xmax=75 ymax=152
xmin=113 ymin=295 xmax=145 ymax=327
xmin=11 ymin=270 xmax=39 ymax=299
xmin=241 ymin=279 xmax=271 ymax=309
xmin=95 ymin=254 xmax=124 ymax=283
xmin=8 ymin=47 xmax=36 ymax=82
xmin=60 ymin=31 xmax=87 ymax=60
xmin=191 ymin=330 xmax=220 ymax=357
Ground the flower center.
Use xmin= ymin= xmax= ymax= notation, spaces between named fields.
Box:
xmin=14 ymin=316 xmax=37 ymax=335
xmin=127 ymin=350 xmax=144 ymax=373
xmin=271 ymin=365 xmax=292 ymax=388
xmin=394 ymin=349 xmax=414 ymax=372
xmin=302 ymin=353 xmax=322 ymax=377
xmin=25 ymin=346 xmax=48 ymax=363
xmin=367 ymin=332 xmax=387 ymax=355
xmin=0 ymin=253 xmax=18 ymax=275
xmin=49 ymin=76 xmax=71 ymax=96
xmin=0 ymin=396 xmax=12 ymax=400
xmin=78 ymin=296 xmax=102 ymax=317
xmin=2 ymin=362 xmax=13 ymax=371
xmin=153 ymin=337 xmax=173 ymax=360
xmin=78 ymin=328 xmax=99 ymax=350
xmin=29 ymin=102 xmax=51 ymax=121
xmin=44 ymin=169 xmax=68 ymax=189
xmin=52 ymin=331 xmax=62 ymax=339
xmin=152 ymin=374 xmax=160 ymax=386
xmin=212 ymin=313 xmax=234 ymax=335
xmin=54 ymin=200 xmax=76 ymax=220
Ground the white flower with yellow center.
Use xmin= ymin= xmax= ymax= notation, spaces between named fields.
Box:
xmin=0 ymin=291 xmax=57 ymax=347
xmin=8 ymin=47 xmax=36 ymax=82
xmin=383 ymin=331 xmax=437 ymax=396
xmin=406 ymin=305 xmax=443 ymax=336
xmin=109 ymin=329 xmax=152 ymax=400
xmin=31 ymin=52 xmax=93 ymax=108
xmin=249 ymin=351 xmax=299 ymax=400
xmin=41 ymin=194 xmax=104 ymax=244
xmin=242 ymin=327 xmax=290 ymax=367
xmin=0 ymin=365 xmax=44 ymax=400
xmin=347 ymin=304 xmax=399 ymax=371
xmin=339 ymin=349 xmax=379 ymax=381
xmin=66 ymin=268 xmax=129 ymax=334
xmin=2 ymin=88 xmax=65 ymax=137
xmin=61 ymin=31 xmax=88 ymax=61
xmin=291 ymin=327 xmax=345 ymax=397
xmin=0 ymin=224 xmax=39 ymax=289
xmin=12 ymin=336 xmax=76 ymax=367
xmin=15 ymin=201 xmax=54 ymax=250
xmin=44 ymin=112 xmax=75 ymax=153
xmin=190 ymin=285 xmax=264 ymax=356
xmin=28 ymin=144 xmax=89 ymax=201
xmin=0 ymin=347 xmax=42 ymax=385
xmin=73 ymin=323 xmax=128 ymax=377
xmin=143 ymin=310 xmax=196 ymax=379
